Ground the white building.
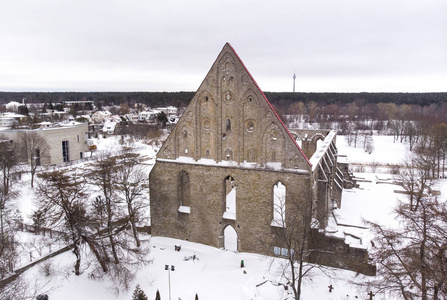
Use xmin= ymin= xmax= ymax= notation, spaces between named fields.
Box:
xmin=102 ymin=120 xmax=117 ymax=135
xmin=91 ymin=111 xmax=112 ymax=124
xmin=5 ymin=101 xmax=22 ymax=112
xmin=0 ymin=122 xmax=88 ymax=165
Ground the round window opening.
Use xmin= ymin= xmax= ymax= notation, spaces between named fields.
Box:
xmin=245 ymin=119 xmax=255 ymax=132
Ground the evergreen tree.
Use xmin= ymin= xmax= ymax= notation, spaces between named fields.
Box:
xmin=132 ymin=284 xmax=148 ymax=300
xmin=155 ymin=289 xmax=161 ymax=300
xmin=195 ymin=293 xmax=199 ymax=300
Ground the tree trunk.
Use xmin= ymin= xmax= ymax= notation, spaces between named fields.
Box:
xmin=72 ymin=241 xmax=81 ymax=276
xmin=420 ymin=206 xmax=428 ymax=300
xmin=31 ymin=170 xmax=35 ymax=188
xmin=128 ymin=203 xmax=140 ymax=247
xmin=84 ymin=236 xmax=108 ymax=272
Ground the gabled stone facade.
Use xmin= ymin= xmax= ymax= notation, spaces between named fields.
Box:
xmin=150 ymin=44 xmax=373 ymax=274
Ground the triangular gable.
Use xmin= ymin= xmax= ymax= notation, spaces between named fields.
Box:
xmin=158 ymin=43 xmax=311 ymax=170
xmin=226 ymin=43 xmax=312 ymax=167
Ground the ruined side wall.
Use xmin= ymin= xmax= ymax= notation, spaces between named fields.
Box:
xmin=150 ymin=160 xmax=311 ymax=254
xmin=308 ymin=229 xmax=376 ymax=276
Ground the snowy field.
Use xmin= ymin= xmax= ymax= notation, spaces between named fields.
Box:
xmin=7 ymin=134 xmax=446 ymax=300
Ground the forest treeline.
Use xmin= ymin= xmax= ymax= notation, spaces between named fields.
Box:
xmin=0 ymin=91 xmax=446 ymax=108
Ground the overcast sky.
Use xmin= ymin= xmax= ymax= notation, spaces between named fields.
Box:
xmin=1 ymin=0 xmax=446 ymax=93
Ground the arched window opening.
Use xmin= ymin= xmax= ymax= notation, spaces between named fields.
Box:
xmin=223 ymin=176 xmax=236 ymax=220
xmin=178 ymin=170 xmax=191 ymax=214
xmin=271 ymin=182 xmax=286 ymax=227
xmin=226 ymin=119 xmax=232 ymax=131
xmin=225 ymin=148 xmax=233 ymax=161
xmin=295 ymin=136 xmax=303 ymax=148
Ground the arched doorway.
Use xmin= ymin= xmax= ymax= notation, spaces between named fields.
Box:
xmin=223 ymin=225 xmax=238 ymax=252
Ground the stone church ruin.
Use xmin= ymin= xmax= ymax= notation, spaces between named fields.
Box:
xmin=150 ymin=43 xmax=374 ymax=275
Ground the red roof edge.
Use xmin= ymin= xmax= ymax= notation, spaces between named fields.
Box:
xmin=226 ymin=43 xmax=312 ymax=167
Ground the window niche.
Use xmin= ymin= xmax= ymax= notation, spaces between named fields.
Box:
xmin=271 ymin=182 xmax=286 ymax=227
xmin=245 ymin=119 xmax=255 ymax=132
xmin=178 ymin=170 xmax=191 ymax=214
xmin=223 ymin=176 xmax=236 ymax=220
xmin=226 ymin=119 xmax=232 ymax=131
xmin=225 ymin=148 xmax=233 ymax=161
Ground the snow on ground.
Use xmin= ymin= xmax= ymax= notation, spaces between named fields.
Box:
xmin=331 ymin=173 xmax=406 ymax=249
xmin=7 ymin=134 xmax=446 ymax=300
xmin=26 ymin=236 xmax=369 ymax=300
xmin=337 ymin=135 xmax=409 ymax=166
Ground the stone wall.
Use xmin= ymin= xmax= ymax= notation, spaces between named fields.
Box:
xmin=150 ymin=159 xmax=311 ymax=254
xmin=307 ymin=229 xmax=376 ymax=276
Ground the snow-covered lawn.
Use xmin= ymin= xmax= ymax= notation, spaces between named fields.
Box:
xmin=338 ymin=135 xmax=409 ymax=168
xmin=6 ymin=134 xmax=445 ymax=300
xmin=25 ymin=236 xmax=370 ymax=300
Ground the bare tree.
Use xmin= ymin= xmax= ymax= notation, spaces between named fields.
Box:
xmin=262 ymin=194 xmax=327 ymax=300
xmin=365 ymin=195 xmax=447 ymax=300
xmin=363 ymin=148 xmax=447 ymax=299
xmin=88 ymin=156 xmax=121 ymax=263
xmin=0 ymin=137 xmax=20 ymax=279
xmin=21 ymin=132 xmax=50 ymax=188
xmin=399 ymin=152 xmax=434 ymax=211
xmin=403 ymin=121 xmax=418 ymax=151
xmin=306 ymin=101 xmax=318 ymax=124
xmin=114 ymin=153 xmax=149 ymax=248
xmin=36 ymin=170 xmax=89 ymax=275
xmin=37 ymin=161 xmax=151 ymax=292
xmin=0 ymin=275 xmax=40 ymax=300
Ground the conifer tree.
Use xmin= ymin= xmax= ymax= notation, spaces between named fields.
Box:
xmin=132 ymin=284 xmax=148 ymax=300
xmin=155 ymin=289 xmax=161 ymax=300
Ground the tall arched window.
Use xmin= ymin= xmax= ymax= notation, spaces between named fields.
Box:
xmin=178 ymin=170 xmax=191 ymax=214
xmin=223 ymin=176 xmax=236 ymax=220
xmin=271 ymin=182 xmax=286 ymax=227
xmin=226 ymin=119 xmax=232 ymax=131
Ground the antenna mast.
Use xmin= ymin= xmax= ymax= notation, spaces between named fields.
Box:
xmin=293 ymin=72 xmax=296 ymax=93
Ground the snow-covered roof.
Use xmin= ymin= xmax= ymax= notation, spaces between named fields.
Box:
xmin=157 ymin=157 xmax=310 ymax=174
xmin=309 ymin=130 xmax=337 ymax=171
xmin=1 ymin=112 xmax=26 ymax=118
xmin=5 ymin=101 xmax=21 ymax=108
xmin=93 ymin=110 xmax=112 ymax=116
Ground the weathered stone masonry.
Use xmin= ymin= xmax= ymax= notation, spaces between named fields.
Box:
xmin=150 ymin=43 xmax=374 ymax=275
xmin=151 ymin=159 xmax=311 ymax=252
